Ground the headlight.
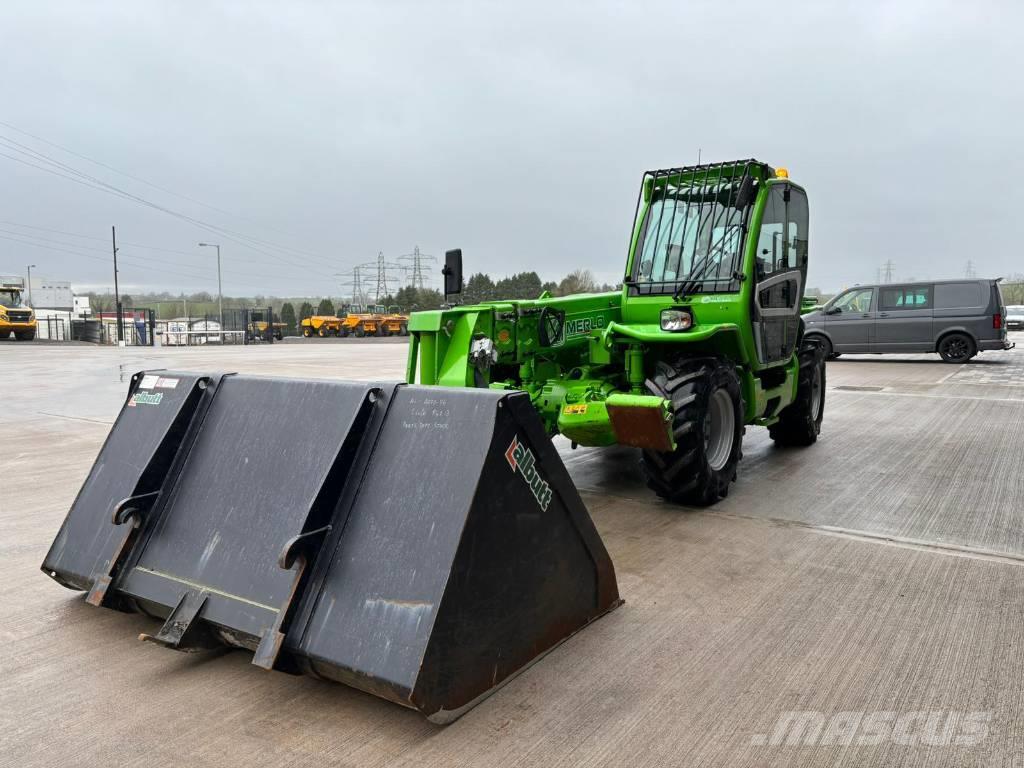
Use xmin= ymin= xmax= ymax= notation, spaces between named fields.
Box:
xmin=660 ymin=308 xmax=693 ymax=332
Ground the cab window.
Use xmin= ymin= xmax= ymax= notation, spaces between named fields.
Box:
xmin=831 ymin=288 xmax=873 ymax=314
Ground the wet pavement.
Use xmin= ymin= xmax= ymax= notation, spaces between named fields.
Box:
xmin=3 ymin=336 xmax=1024 ymax=767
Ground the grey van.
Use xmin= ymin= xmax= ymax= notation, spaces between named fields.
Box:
xmin=803 ymin=279 xmax=1014 ymax=363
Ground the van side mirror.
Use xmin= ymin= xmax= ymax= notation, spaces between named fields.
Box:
xmin=538 ymin=307 xmax=565 ymax=347
xmin=825 ymin=306 xmax=841 ymax=315
xmin=443 ymin=249 xmax=463 ymax=297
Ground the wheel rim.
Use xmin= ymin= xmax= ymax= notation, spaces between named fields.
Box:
xmin=704 ymin=388 xmax=735 ymax=472
xmin=945 ymin=337 xmax=968 ymax=360
xmin=810 ymin=364 xmax=823 ymax=422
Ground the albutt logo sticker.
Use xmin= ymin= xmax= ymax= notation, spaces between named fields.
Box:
xmin=128 ymin=392 xmax=163 ymax=407
xmin=505 ymin=436 xmax=553 ymax=511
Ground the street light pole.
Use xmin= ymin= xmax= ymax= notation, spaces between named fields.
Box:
xmin=26 ymin=264 xmax=36 ymax=307
xmin=198 ymin=243 xmax=223 ymax=343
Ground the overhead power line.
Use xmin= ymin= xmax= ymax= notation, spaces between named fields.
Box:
xmin=0 ymin=132 xmax=345 ymax=277
xmin=0 ymin=119 xmax=325 ymax=252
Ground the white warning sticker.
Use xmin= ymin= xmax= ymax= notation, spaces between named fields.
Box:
xmin=156 ymin=377 xmax=179 ymax=389
xmin=139 ymin=374 xmax=160 ymax=390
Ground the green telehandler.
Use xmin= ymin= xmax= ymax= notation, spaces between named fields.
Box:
xmin=407 ymin=159 xmax=827 ymax=505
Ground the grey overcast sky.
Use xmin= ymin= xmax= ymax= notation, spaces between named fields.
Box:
xmin=1 ymin=0 xmax=1021 ymax=297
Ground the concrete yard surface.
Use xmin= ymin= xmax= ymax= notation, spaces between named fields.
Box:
xmin=3 ymin=338 xmax=1024 ymax=767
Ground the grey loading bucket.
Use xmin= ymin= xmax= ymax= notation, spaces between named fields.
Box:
xmin=42 ymin=371 xmax=620 ymax=723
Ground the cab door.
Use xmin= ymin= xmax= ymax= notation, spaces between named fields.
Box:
xmin=752 ymin=184 xmax=808 ymax=365
xmin=824 ymin=287 xmax=876 ymax=352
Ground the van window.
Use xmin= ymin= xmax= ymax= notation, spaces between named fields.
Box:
xmin=934 ymin=282 xmax=983 ymax=309
xmin=879 ymin=285 xmax=932 ymax=311
xmin=832 ymin=288 xmax=873 ymax=313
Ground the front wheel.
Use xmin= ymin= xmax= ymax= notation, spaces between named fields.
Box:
xmin=938 ymin=332 xmax=975 ymax=363
xmin=769 ymin=341 xmax=826 ymax=447
xmin=399 ymin=323 xmax=409 ymax=336
xmin=641 ymin=357 xmax=744 ymax=506
xmin=302 ymin=327 xmax=312 ymax=337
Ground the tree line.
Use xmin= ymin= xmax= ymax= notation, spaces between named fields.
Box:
xmin=82 ymin=268 xmax=621 ymax=333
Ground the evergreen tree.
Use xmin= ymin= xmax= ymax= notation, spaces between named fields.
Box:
xmin=279 ymin=302 xmax=297 ymax=333
xmin=316 ymin=298 xmax=335 ymax=316
xmin=299 ymin=301 xmax=315 ymax=321
xmin=464 ymin=273 xmax=496 ymax=303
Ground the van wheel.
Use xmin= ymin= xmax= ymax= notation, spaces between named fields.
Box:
xmin=641 ymin=357 xmax=744 ymax=507
xmin=770 ymin=341 xmax=827 ymax=447
xmin=811 ymin=334 xmax=839 ymax=359
xmin=938 ymin=332 xmax=975 ymax=363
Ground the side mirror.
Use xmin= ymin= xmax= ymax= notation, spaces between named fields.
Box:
xmin=538 ymin=307 xmax=565 ymax=347
xmin=825 ymin=306 xmax=841 ymax=315
xmin=442 ymin=249 xmax=463 ymax=297
xmin=734 ymin=174 xmax=756 ymax=209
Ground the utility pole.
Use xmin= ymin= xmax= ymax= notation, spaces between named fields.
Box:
xmin=964 ymin=259 xmax=977 ymax=278
xmin=26 ymin=264 xmax=36 ymax=307
xmin=399 ymin=245 xmax=436 ymax=292
xmin=112 ymin=226 xmax=123 ymax=342
xmin=358 ymin=252 xmax=403 ymax=305
xmin=198 ymin=243 xmax=223 ymax=342
xmin=337 ymin=267 xmax=369 ymax=309
xmin=882 ymin=259 xmax=895 ymax=284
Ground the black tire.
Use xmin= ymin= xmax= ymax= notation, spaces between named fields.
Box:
xmin=399 ymin=323 xmax=409 ymax=336
xmin=769 ymin=341 xmax=826 ymax=447
xmin=317 ymin=327 xmax=327 ymax=337
xmin=938 ymin=332 xmax=975 ymax=363
xmin=375 ymin=324 xmax=386 ymax=337
xmin=810 ymin=334 xmax=840 ymax=359
xmin=302 ymin=327 xmax=312 ymax=338
xmin=354 ymin=326 xmax=365 ymax=338
xmin=641 ymin=357 xmax=744 ymax=506
xmin=339 ymin=327 xmax=349 ymax=338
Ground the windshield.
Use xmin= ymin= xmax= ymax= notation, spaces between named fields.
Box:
xmin=0 ymin=290 xmax=24 ymax=307
xmin=1007 ymin=305 xmax=1024 ymax=314
xmin=632 ymin=190 xmax=747 ymax=295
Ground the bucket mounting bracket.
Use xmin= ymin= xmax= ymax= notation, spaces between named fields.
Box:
xmin=139 ymin=590 xmax=220 ymax=652
xmin=85 ymin=491 xmax=161 ymax=608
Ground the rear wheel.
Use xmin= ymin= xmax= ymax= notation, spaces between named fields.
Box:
xmin=641 ymin=357 xmax=744 ymax=506
xmin=339 ymin=327 xmax=349 ymax=338
xmin=354 ymin=326 xmax=365 ymax=338
xmin=375 ymin=324 xmax=386 ymax=337
xmin=769 ymin=341 xmax=826 ymax=447
xmin=317 ymin=326 xmax=327 ymax=338
xmin=399 ymin=323 xmax=409 ymax=336
xmin=938 ymin=332 xmax=975 ymax=363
